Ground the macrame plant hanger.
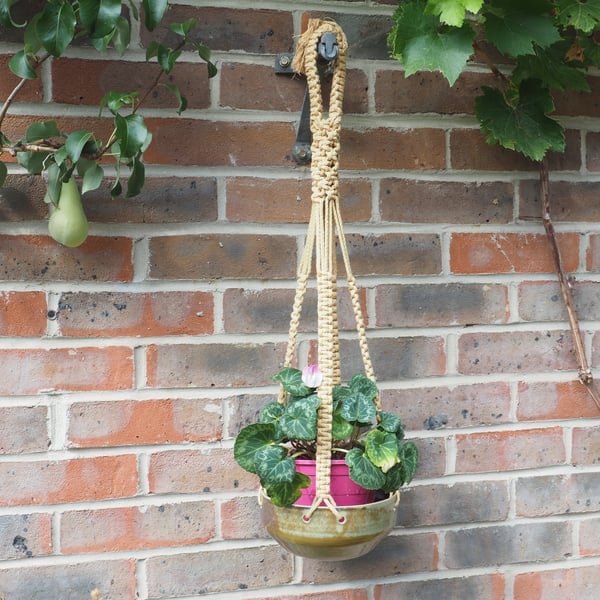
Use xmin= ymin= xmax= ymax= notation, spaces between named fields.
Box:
xmin=277 ymin=19 xmax=379 ymax=523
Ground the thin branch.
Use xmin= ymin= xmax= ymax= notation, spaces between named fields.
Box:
xmin=539 ymin=157 xmax=600 ymax=411
xmin=472 ymin=40 xmax=511 ymax=84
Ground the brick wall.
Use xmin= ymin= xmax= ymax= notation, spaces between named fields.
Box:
xmin=1 ymin=1 xmax=600 ymax=599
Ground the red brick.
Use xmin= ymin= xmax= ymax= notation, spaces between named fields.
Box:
xmin=375 ymin=574 xmax=505 ymax=600
xmin=0 ymin=406 xmax=49 ymax=454
xmin=225 ymin=393 xmax=275 ymax=438
xmin=0 ymin=513 xmax=52 ymax=559
xmin=226 ymin=177 xmax=371 ymax=223
xmin=149 ymin=449 xmax=257 ymax=494
xmin=412 ymin=437 xmax=446 ymax=480
xmin=380 ymin=179 xmax=514 ymax=224
xmin=375 ymin=283 xmax=508 ymax=327
xmin=458 ymin=330 xmax=577 ymax=375
xmin=220 ymin=496 xmax=267 ymax=540
xmin=572 ymin=425 xmax=600 ymax=465
xmin=60 ymin=501 xmax=215 ymax=553
xmin=0 ymin=174 xmax=48 ymax=220
xmin=579 ymin=518 xmax=600 ymax=555
xmin=0 ymin=291 xmax=47 ymax=336
xmin=57 ymin=291 xmax=213 ymax=337
xmin=514 ymin=565 xmax=600 ymax=599
xmin=382 ymin=382 xmax=511 ymax=431
xmin=341 ymin=127 xmax=445 ymax=170
xmin=0 ymin=346 xmax=133 ymax=394
xmin=455 ymin=428 xmax=566 ymax=474
xmin=68 ymin=398 xmax=222 ymax=447
xmin=586 ymin=234 xmax=600 ymax=271
xmin=146 ymin=342 xmax=286 ymax=388
xmin=148 ymin=234 xmax=296 ymax=280
xmin=0 ymin=235 xmax=134 ymax=282
xmin=0 ymin=455 xmax=138 ymax=506
xmin=0 ymin=560 xmax=136 ymax=599
xmin=517 ymin=381 xmax=599 ymax=421
xmin=145 ymin=545 xmax=293 ymax=596
xmin=587 ymin=131 xmax=600 ymax=171
xmin=222 ymin=287 xmax=368 ymax=334
xmin=450 ymin=232 xmax=580 ymax=274
xmin=52 ymin=57 xmax=210 ymax=109
xmin=0 ymin=55 xmax=43 ymax=102
xmin=554 ymin=76 xmax=600 ymax=117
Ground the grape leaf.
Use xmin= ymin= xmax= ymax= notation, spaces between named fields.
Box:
xmin=483 ymin=0 xmax=561 ymax=57
xmin=555 ymin=0 xmax=600 ymax=33
xmin=425 ymin=0 xmax=483 ymax=27
xmin=475 ymin=79 xmax=565 ymax=161
xmin=389 ymin=0 xmax=475 ymax=86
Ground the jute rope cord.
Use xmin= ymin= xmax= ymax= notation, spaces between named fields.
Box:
xmin=277 ymin=19 xmax=378 ymax=520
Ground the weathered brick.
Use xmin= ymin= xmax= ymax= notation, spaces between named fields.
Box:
xmin=149 ymin=448 xmax=257 ymax=494
xmin=0 ymin=174 xmax=48 ymax=220
xmin=60 ymin=501 xmax=215 ymax=553
xmin=220 ymin=495 xmax=268 ymax=540
xmin=572 ymin=425 xmax=600 ymax=465
xmin=225 ymin=393 xmax=274 ymax=438
xmin=382 ymin=383 xmax=511 ymax=431
xmin=375 ymin=283 xmax=508 ymax=327
xmin=52 ymin=57 xmax=211 ymax=109
xmin=82 ymin=177 xmax=218 ymax=224
xmin=56 ymin=291 xmax=213 ymax=337
xmin=0 ymin=235 xmax=134 ymax=282
xmin=0 ymin=513 xmax=52 ymax=559
xmin=586 ymin=234 xmax=600 ymax=271
xmin=444 ymin=521 xmax=571 ymax=568
xmin=396 ymin=480 xmax=509 ymax=527
xmin=146 ymin=342 xmax=286 ymax=388
xmin=0 ymin=347 xmax=133 ymax=394
xmin=343 ymin=233 xmax=441 ymax=276
xmin=375 ymin=573 xmax=505 ymax=600
xmin=587 ymin=131 xmax=600 ymax=171
xmin=341 ymin=128 xmax=446 ymax=170
xmin=339 ymin=336 xmax=446 ymax=381
xmin=145 ymin=545 xmax=293 ymax=596
xmin=517 ymin=381 xmax=600 ymax=421
xmin=148 ymin=234 xmax=296 ymax=280
xmin=0 ymin=406 xmax=49 ymax=454
xmin=412 ymin=437 xmax=446 ymax=480
xmin=455 ymin=427 xmax=566 ymax=473
xmin=0 ymin=291 xmax=47 ymax=336
xmin=68 ymin=398 xmax=222 ymax=447
xmin=554 ymin=77 xmax=600 ymax=116
xmin=579 ymin=517 xmax=600 ymax=555
xmin=376 ymin=70 xmax=497 ymax=115
xmin=222 ymin=287 xmax=367 ymax=334
xmin=516 ymin=473 xmax=600 ymax=517
xmin=0 ymin=455 xmax=137 ymax=506
xmin=225 ymin=177 xmax=371 ymax=223
xmin=514 ymin=565 xmax=600 ymax=599
xmin=450 ymin=232 xmax=580 ymax=274
xmin=265 ymin=592 xmax=368 ymax=600
xmin=458 ymin=330 xmax=578 ymax=375
xmin=142 ymin=6 xmax=294 ymax=54
xmin=300 ymin=533 xmax=438 ymax=581
xmin=380 ymin=179 xmax=514 ymax=224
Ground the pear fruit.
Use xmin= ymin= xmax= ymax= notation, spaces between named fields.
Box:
xmin=48 ymin=177 xmax=89 ymax=247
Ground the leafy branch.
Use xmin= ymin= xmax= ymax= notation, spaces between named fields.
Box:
xmin=389 ymin=0 xmax=600 ymax=410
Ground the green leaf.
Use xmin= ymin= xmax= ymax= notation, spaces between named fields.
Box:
xmin=23 ymin=14 xmax=43 ymax=54
xmin=260 ymin=401 xmax=285 ymax=424
xmin=378 ymin=411 xmax=402 ymax=434
xmin=126 ymin=155 xmax=145 ymax=197
xmin=36 ymin=0 xmax=76 ymax=57
xmin=160 ymin=83 xmax=188 ymax=114
xmin=99 ymin=91 xmax=137 ymax=116
xmin=365 ymin=430 xmax=399 ymax=473
xmin=197 ymin=44 xmax=218 ymax=78
xmin=9 ymin=50 xmax=37 ymax=79
xmin=157 ymin=46 xmax=181 ymax=74
xmin=345 ymin=448 xmax=386 ymax=490
xmin=0 ymin=161 xmax=7 ymax=187
xmin=24 ymin=121 xmax=60 ymax=143
xmin=112 ymin=15 xmax=130 ymax=56
xmin=142 ymin=0 xmax=168 ymax=31
xmin=513 ymin=45 xmax=590 ymax=92
xmin=255 ymin=446 xmax=295 ymax=483
xmin=279 ymin=395 xmax=320 ymax=440
xmin=114 ymin=113 xmax=148 ymax=158
xmin=65 ymin=130 xmax=93 ymax=163
xmin=273 ymin=367 xmax=312 ymax=398
xmin=483 ymin=0 xmax=561 ymax=57
xmin=17 ymin=151 xmax=50 ymax=175
xmin=332 ymin=408 xmax=353 ymax=440
xmin=145 ymin=40 xmax=161 ymax=61
xmin=44 ymin=161 xmax=63 ymax=205
xmin=233 ymin=422 xmax=277 ymax=474
xmin=381 ymin=463 xmax=404 ymax=494
xmin=169 ymin=18 xmax=196 ymax=37
xmin=78 ymin=160 xmax=104 ymax=194
xmin=425 ymin=0 xmax=483 ymax=27
xmin=93 ymin=0 xmax=122 ymax=38
xmin=555 ymin=0 xmax=600 ymax=33
xmin=389 ymin=0 xmax=475 ymax=85
xmin=264 ymin=471 xmax=311 ymax=507
xmin=475 ymin=79 xmax=565 ymax=160
xmin=53 ymin=146 xmax=69 ymax=166
xmin=0 ymin=0 xmax=25 ymax=28
xmin=400 ymin=441 xmax=419 ymax=485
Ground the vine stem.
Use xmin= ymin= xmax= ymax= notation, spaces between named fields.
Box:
xmin=539 ymin=158 xmax=600 ymax=411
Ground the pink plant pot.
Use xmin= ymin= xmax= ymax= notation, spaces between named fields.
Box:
xmin=294 ymin=458 xmax=376 ymax=507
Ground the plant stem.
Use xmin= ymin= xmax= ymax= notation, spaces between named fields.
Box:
xmin=539 ymin=158 xmax=600 ymax=411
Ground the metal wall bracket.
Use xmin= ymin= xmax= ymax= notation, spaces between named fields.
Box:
xmin=275 ymin=32 xmax=340 ymax=165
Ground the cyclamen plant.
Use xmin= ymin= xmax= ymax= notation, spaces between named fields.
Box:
xmin=234 ymin=365 xmax=419 ymax=507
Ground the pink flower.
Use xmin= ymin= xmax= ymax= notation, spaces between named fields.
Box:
xmin=302 ymin=364 xmax=322 ymax=388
